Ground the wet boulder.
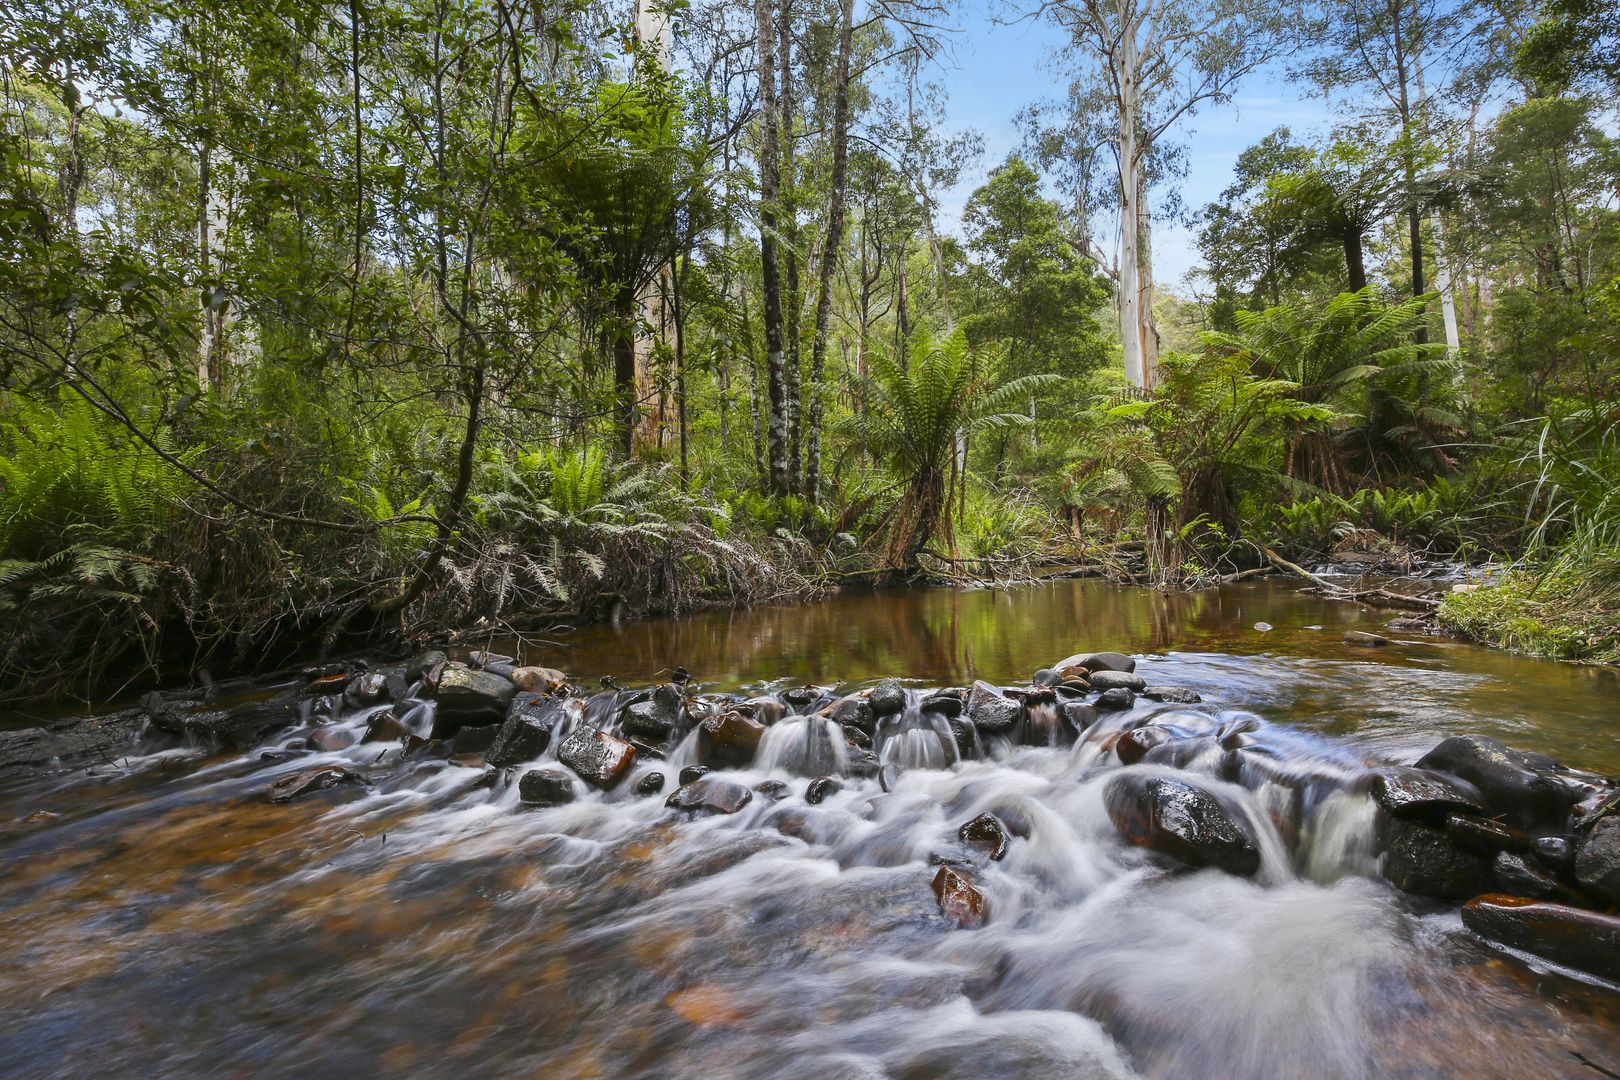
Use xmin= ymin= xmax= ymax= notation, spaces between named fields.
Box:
xmin=1115 ymin=726 xmax=1174 ymax=766
xmin=1060 ymin=701 xmax=1098 ymax=733
xmin=1088 ymin=670 xmax=1147 ymax=693
xmin=518 ymin=768 xmax=576 ymax=807
xmin=362 ymin=711 xmax=412 ymax=744
xmin=868 ymin=679 xmax=908 ymax=718
xmin=1575 ymin=817 xmax=1620 ymax=905
xmin=841 ymin=724 xmax=873 ymax=749
xmin=449 ymin=723 xmax=501 ymax=756
xmin=753 ymin=779 xmax=791 ymax=802
xmin=1443 ymin=813 xmax=1528 ymax=854
xmin=1533 ymin=835 xmax=1576 ymax=870
xmin=1492 ymin=851 xmax=1564 ymax=899
xmin=308 ymin=727 xmax=356 ymax=753
xmin=920 ymin=689 xmax=964 ymax=718
xmin=958 ymin=813 xmax=1012 ymax=860
xmin=634 ymin=771 xmax=666 ymax=796
xmin=268 ymin=764 xmax=367 ymax=803
xmin=1367 ymin=767 xmax=1487 ymax=824
xmin=621 ymin=683 xmax=684 ymax=740
xmin=1344 ymin=631 xmax=1391 ymax=647
xmin=343 ymin=672 xmax=390 ymax=710
xmin=1058 ymin=651 xmax=1135 ymax=674
xmin=696 ymin=711 xmax=766 ymax=769
xmin=1095 ymin=687 xmax=1136 ymax=712
xmin=966 ymin=681 xmax=1021 ymax=734
xmin=556 ymin=727 xmax=638 ymax=789
xmin=405 ymin=649 xmax=448 ymax=684
xmin=783 ymin=686 xmax=824 ymax=713
xmin=148 ymin=695 xmax=300 ymax=750
xmin=805 ymin=776 xmax=843 ymax=805
xmin=846 ymin=748 xmax=882 ymax=779
xmin=485 ymin=701 xmax=563 ymax=768
xmin=509 ymin=665 xmax=566 ymax=694
xmin=0 ymin=709 xmax=147 ymax=772
xmin=678 ymin=764 xmax=710 ymax=786
xmin=947 ymin=717 xmax=979 ymax=761
xmin=931 ymin=865 xmax=988 ymax=928
xmin=1414 ymin=734 xmax=1579 ymax=832
xmin=741 ymin=696 xmax=787 ymax=727
xmin=666 ymin=776 xmax=754 ymax=816
xmin=1105 ymin=774 xmax=1261 ymax=877
xmin=432 ymin=669 xmax=516 ymax=735
xmin=831 ymin=695 xmax=876 ymax=734
xmin=1143 ymin=686 xmax=1202 ymax=704
xmin=1462 ymin=895 xmax=1620 ymax=983
xmin=1377 ymin=814 xmax=1494 ymax=900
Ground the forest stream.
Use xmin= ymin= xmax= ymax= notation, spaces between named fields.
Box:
xmin=4 ymin=578 xmax=1620 ymax=1079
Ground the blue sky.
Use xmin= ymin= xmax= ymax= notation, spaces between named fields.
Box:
xmin=923 ymin=3 xmax=1336 ymax=291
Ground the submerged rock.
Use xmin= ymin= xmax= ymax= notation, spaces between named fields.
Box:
xmin=268 ymin=765 xmax=366 ymax=803
xmin=518 ymin=768 xmax=576 ymax=807
xmin=433 ymin=669 xmax=516 ymax=734
xmin=931 ymin=865 xmax=988 ymax=928
xmin=666 ymin=776 xmax=754 ymax=816
xmin=1143 ymin=686 xmax=1202 ymax=704
xmin=958 ymin=813 xmax=1012 ymax=861
xmin=308 ymin=727 xmax=356 ymax=753
xmin=1105 ymin=774 xmax=1261 ymax=877
xmin=1343 ymin=631 xmax=1391 ymax=647
xmin=1462 ymin=895 xmax=1620 ymax=982
xmin=362 ymin=711 xmax=412 ymax=744
xmin=752 ymin=779 xmax=791 ymax=802
xmin=556 ymin=727 xmax=638 ymax=789
xmin=1368 ymin=767 xmax=1487 ymax=824
xmin=966 ymin=681 xmax=1021 ymax=734
xmin=1415 ymin=734 xmax=1579 ymax=832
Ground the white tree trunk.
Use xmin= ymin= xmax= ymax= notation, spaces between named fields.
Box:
xmin=1116 ymin=20 xmax=1146 ymax=389
xmin=1431 ymin=209 xmax=1460 ymax=357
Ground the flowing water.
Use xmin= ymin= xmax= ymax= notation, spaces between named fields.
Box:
xmin=3 ymin=578 xmax=1620 ymax=1079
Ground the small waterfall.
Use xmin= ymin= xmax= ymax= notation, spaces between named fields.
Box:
xmin=875 ymin=692 xmax=958 ymax=770
xmin=758 ymin=715 xmax=849 ymax=776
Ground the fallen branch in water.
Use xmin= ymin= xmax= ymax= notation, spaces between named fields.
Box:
xmin=1263 ymin=547 xmax=1441 ymax=610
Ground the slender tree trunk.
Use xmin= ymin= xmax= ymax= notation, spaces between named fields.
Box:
xmin=1343 ymin=228 xmax=1368 ymax=292
xmin=755 ymin=0 xmax=791 ymax=494
xmin=1116 ymin=18 xmax=1147 ymax=389
xmin=804 ymin=0 xmax=854 ymax=505
xmin=778 ymin=0 xmax=802 ymax=492
xmin=1431 ymin=209 xmax=1460 ymax=356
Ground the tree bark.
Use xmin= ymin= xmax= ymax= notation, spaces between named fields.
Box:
xmin=1342 ymin=227 xmax=1368 ymax=291
xmin=755 ymin=0 xmax=792 ymax=494
xmin=804 ymin=0 xmax=854 ymax=505
xmin=1116 ymin=16 xmax=1147 ymax=389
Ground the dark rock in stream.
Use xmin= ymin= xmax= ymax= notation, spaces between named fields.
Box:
xmin=449 ymin=723 xmax=501 ymax=756
xmin=1443 ymin=813 xmax=1529 ymax=854
xmin=1095 ymin=688 xmax=1136 ymax=712
xmin=1367 ymin=767 xmax=1487 ymax=824
xmin=1088 ymin=670 xmax=1148 ymax=693
xmin=868 ymin=679 xmax=908 ymax=718
xmin=557 ymin=727 xmax=638 ymax=789
xmin=696 ymin=711 xmax=766 ymax=769
xmin=805 ymin=776 xmax=843 ymax=805
xmin=432 ymin=669 xmax=516 ymax=734
xmin=1115 ymin=726 xmax=1174 ymax=766
xmin=1492 ymin=851 xmax=1565 ymax=900
xmin=635 ymin=772 xmax=666 ymax=796
xmin=666 ymin=776 xmax=754 ymax=816
xmin=931 ymin=865 xmax=988 ymax=928
xmin=343 ymin=672 xmax=390 ymax=709
xmin=1415 ymin=734 xmax=1580 ymax=832
xmin=831 ymin=695 xmax=875 ymax=733
xmin=1143 ymin=687 xmax=1202 ymax=704
xmin=678 ymin=765 xmax=710 ymax=786
xmin=958 ymin=813 xmax=1012 ymax=861
xmin=966 ymin=681 xmax=1021 ymax=734
xmin=920 ymin=690 xmax=964 ymax=718
xmin=308 ymin=727 xmax=356 ymax=752
xmin=622 ymin=693 xmax=681 ymax=740
xmin=363 ymin=712 xmax=412 ymax=744
xmin=1060 ymin=701 xmax=1099 ymax=733
xmin=753 ymin=779 xmax=791 ymax=802
xmin=1575 ymin=818 xmax=1620 ymax=905
xmin=0 ymin=708 xmax=148 ymax=771
xmin=405 ymin=649 xmax=448 ymax=684
xmin=518 ymin=768 xmax=576 ymax=807
xmin=144 ymin=691 xmax=301 ymax=750
xmin=1059 ymin=651 xmax=1136 ymax=674
xmin=1462 ymin=894 xmax=1620 ymax=982
xmin=485 ymin=701 xmax=563 ymax=768
xmin=1105 ymin=774 xmax=1261 ymax=877
xmin=267 ymin=764 xmax=367 ymax=803
xmin=1377 ymin=814 xmax=1494 ymax=900
xmin=1533 ymin=835 xmax=1576 ymax=870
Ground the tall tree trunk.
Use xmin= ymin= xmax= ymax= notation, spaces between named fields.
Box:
xmin=1116 ymin=18 xmax=1147 ymax=389
xmin=1343 ymin=227 xmax=1368 ymax=291
xmin=1431 ymin=209 xmax=1460 ymax=356
xmin=804 ymin=0 xmax=854 ymax=505
xmin=1137 ymin=172 xmax=1159 ymax=384
xmin=778 ymin=0 xmax=802 ymax=492
xmin=613 ymin=289 xmax=638 ymax=457
xmin=755 ymin=0 xmax=792 ymax=494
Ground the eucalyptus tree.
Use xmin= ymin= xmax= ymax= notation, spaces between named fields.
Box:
xmin=1032 ymin=0 xmax=1294 ymax=390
